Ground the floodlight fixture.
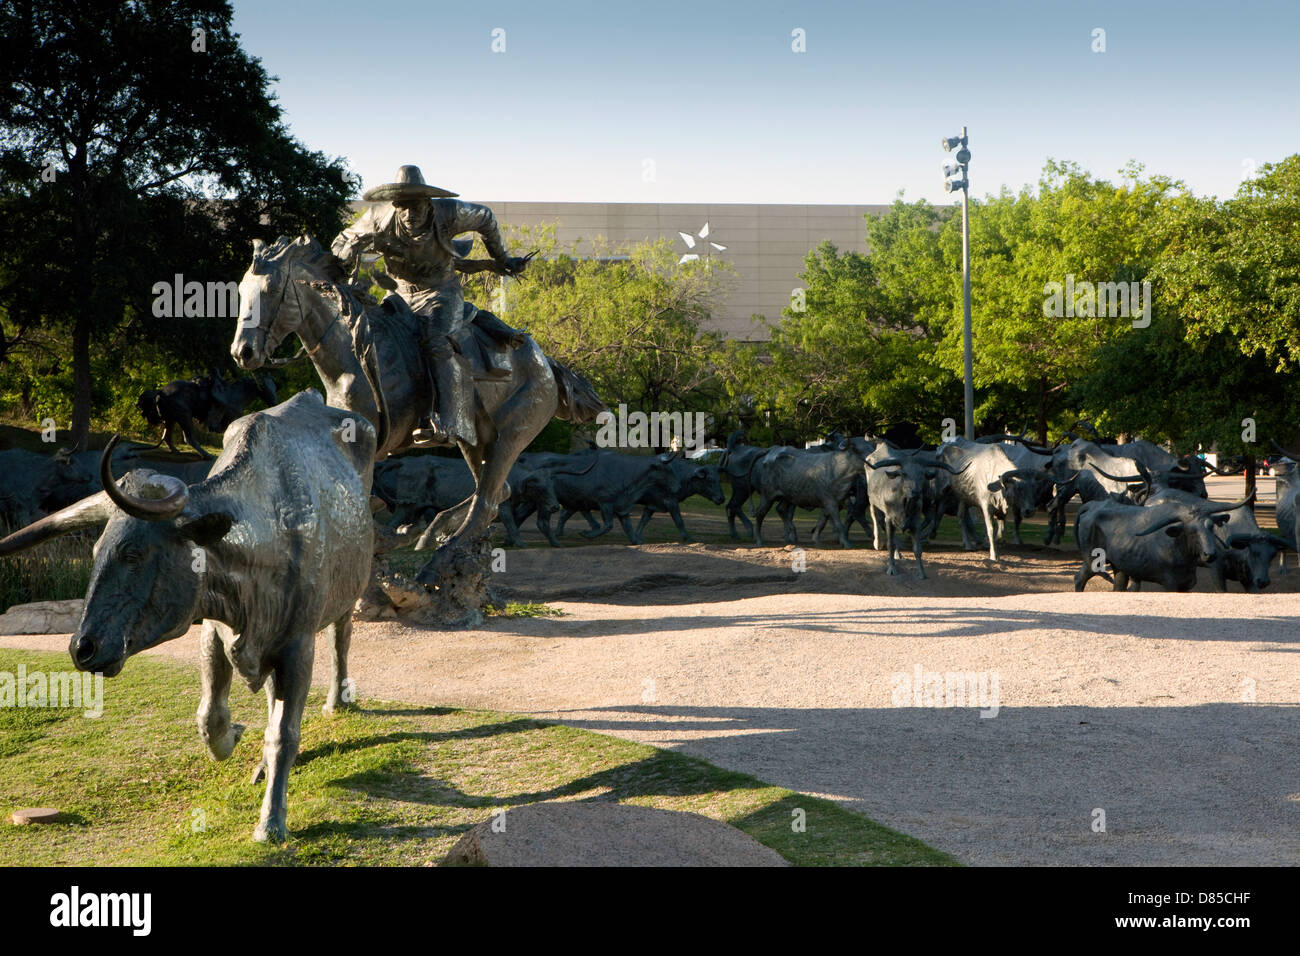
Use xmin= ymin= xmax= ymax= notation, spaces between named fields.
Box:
xmin=940 ymin=126 xmax=974 ymax=440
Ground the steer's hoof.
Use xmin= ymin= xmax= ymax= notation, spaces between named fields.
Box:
xmin=253 ymin=819 xmax=287 ymax=844
xmin=203 ymin=722 xmax=244 ymax=762
xmin=323 ymin=699 xmax=358 ymax=718
xmin=222 ymin=723 xmax=245 ymax=759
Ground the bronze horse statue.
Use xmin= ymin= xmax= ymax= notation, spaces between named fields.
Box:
xmin=229 ymin=235 xmax=602 ymax=583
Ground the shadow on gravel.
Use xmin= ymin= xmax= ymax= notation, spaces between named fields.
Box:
xmin=543 ymin=701 xmax=1300 ymax=866
xmin=482 ymin=602 xmax=1298 ymax=644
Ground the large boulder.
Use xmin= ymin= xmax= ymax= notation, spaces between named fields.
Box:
xmin=0 ymin=599 xmax=84 ymax=635
xmin=442 ymin=802 xmax=788 ymax=867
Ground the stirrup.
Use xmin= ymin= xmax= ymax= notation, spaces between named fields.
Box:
xmin=412 ymin=421 xmax=454 ymax=446
xmin=412 ymin=430 xmax=452 ymax=446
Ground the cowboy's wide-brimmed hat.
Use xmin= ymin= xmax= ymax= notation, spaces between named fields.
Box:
xmin=362 ymin=165 xmax=458 ymax=202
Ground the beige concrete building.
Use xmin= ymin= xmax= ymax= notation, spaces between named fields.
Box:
xmin=350 ymin=200 xmax=886 ymax=341
xmin=485 ymin=202 xmax=887 ymax=341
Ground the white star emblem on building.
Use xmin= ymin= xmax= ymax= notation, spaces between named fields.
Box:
xmin=678 ymin=222 xmax=727 ymax=264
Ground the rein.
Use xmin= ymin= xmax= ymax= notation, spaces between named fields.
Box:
xmin=263 ymin=265 xmax=340 ymax=365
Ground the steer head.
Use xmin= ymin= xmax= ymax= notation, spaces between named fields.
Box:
xmin=1137 ymin=513 xmax=1225 ymax=567
xmin=0 ymin=437 xmax=233 ymax=677
xmin=1222 ymin=532 xmax=1289 ymax=592
xmin=690 ymin=465 xmax=726 ymax=505
xmin=990 ymin=468 xmax=1055 ymax=519
xmin=1267 ymin=452 xmax=1299 ymax=493
xmin=1136 ymin=493 xmax=1254 ymax=567
xmin=868 ymin=456 xmax=965 ymax=531
xmin=36 ymin=448 xmax=97 ymax=513
xmin=518 ymin=473 xmax=560 ymax=515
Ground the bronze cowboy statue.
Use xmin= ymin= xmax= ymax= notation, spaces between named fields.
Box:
xmin=230 ymin=166 xmax=604 ymax=614
xmin=325 ymin=165 xmax=532 ymax=447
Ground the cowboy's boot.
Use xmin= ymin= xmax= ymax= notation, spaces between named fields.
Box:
xmin=413 ymin=342 xmax=477 ymax=447
xmin=412 ymin=336 xmax=451 ymax=445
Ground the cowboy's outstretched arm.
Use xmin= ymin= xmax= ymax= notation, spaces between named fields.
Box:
xmin=451 ymin=201 xmax=510 ymax=264
xmin=329 ymin=206 xmax=379 ymax=276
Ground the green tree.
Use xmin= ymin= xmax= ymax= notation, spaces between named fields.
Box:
xmin=932 ymin=162 xmax=1181 ymax=442
xmin=749 ymin=201 xmax=962 ymax=442
xmin=499 ymin=233 xmax=732 ymax=448
xmin=0 ymin=0 xmax=353 ymax=447
xmin=1155 ymin=154 xmax=1300 ymax=370
xmin=1074 ymin=310 xmax=1300 ymax=498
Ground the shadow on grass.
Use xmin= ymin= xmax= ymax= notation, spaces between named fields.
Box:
xmin=357 ymin=705 xmax=458 ymax=718
xmin=294 ymin=717 xmax=548 ymax=770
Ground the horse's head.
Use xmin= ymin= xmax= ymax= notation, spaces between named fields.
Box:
xmin=230 ymin=235 xmax=329 ymax=371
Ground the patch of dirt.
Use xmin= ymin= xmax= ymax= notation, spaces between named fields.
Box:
xmin=494 ymin=539 xmax=1299 ymax=606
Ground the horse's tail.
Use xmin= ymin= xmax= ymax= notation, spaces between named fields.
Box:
xmin=548 ymin=357 xmax=606 ymax=423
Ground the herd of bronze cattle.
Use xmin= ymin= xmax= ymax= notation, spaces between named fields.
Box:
xmin=4 ymin=408 xmax=1295 ymax=595
xmin=372 ymin=427 xmax=1298 ymax=593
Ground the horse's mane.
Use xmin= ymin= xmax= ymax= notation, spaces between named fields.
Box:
xmin=319 ymin=280 xmax=377 ymax=326
xmin=256 ymin=234 xmax=377 ymax=325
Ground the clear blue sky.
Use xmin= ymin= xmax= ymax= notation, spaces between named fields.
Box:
xmin=230 ymin=0 xmax=1298 ymax=204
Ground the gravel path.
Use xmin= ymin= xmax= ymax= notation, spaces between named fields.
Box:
xmin=6 ymin=543 xmax=1297 ymax=865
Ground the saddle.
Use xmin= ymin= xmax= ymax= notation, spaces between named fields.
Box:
xmin=376 ymin=293 xmax=525 ymax=379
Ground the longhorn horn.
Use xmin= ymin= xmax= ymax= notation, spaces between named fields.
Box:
xmin=903 ymin=455 xmax=968 ymax=475
xmin=1093 ymin=465 xmax=1147 ymax=485
xmin=551 ymin=456 xmax=600 ymax=477
xmin=1136 ymin=515 xmax=1184 ymax=537
xmin=866 ymin=457 xmax=905 ymax=470
xmin=999 ymin=468 xmax=1042 ymax=482
xmin=1049 ymin=469 xmax=1080 ymax=491
xmin=99 ymin=436 xmax=190 ymax=521
xmin=0 ymin=491 xmax=114 ymax=555
xmin=1205 ymin=490 xmax=1256 ymax=514
xmin=984 ymin=434 xmax=1054 ymax=455
xmin=1201 ymin=460 xmax=1242 ymax=476
xmin=1093 ymin=464 xmax=1152 ymax=502
xmin=1270 ymin=440 xmax=1300 ymax=459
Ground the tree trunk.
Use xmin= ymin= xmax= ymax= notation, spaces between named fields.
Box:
xmin=70 ymin=316 xmax=92 ymax=451
xmin=68 ymin=141 xmax=93 ymax=452
xmin=1036 ymin=378 xmax=1049 ymax=446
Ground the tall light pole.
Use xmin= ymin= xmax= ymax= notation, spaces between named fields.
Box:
xmin=942 ymin=128 xmax=973 ymax=439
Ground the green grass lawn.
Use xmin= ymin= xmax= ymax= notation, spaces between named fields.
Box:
xmin=0 ymin=649 xmax=956 ymax=867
